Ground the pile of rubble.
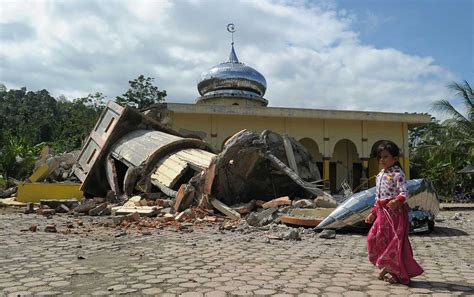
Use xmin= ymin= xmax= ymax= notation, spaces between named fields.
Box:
xmin=1 ymin=101 xmax=440 ymax=237
xmin=0 ymin=148 xmax=80 ymax=200
xmin=67 ymin=101 xmax=336 ymax=231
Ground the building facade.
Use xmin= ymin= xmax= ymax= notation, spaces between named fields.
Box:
xmin=153 ymin=42 xmax=430 ymax=194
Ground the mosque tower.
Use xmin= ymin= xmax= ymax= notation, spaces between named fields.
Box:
xmin=196 ymin=24 xmax=268 ymax=107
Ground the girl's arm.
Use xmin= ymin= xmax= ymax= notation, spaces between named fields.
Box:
xmin=387 ymin=171 xmax=408 ymax=209
xmin=395 ymin=171 xmax=408 ymax=203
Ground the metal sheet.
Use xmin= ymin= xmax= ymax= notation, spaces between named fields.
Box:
xmin=316 ymin=179 xmax=439 ymax=230
xmin=111 ymin=130 xmax=184 ymax=167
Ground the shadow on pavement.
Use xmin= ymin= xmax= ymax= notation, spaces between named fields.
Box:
xmin=418 ymin=226 xmax=469 ymax=237
xmin=409 ymin=280 xmax=474 ymax=294
xmin=335 ymin=226 xmax=469 ymax=237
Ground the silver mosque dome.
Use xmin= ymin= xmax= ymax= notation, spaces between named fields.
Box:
xmin=196 ymin=44 xmax=268 ymax=106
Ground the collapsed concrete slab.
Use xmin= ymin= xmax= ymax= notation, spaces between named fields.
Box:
xmin=74 ymin=101 xmax=215 ymax=199
xmin=193 ymin=129 xmax=331 ymax=207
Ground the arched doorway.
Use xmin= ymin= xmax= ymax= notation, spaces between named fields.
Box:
xmin=299 ymin=138 xmax=323 ymax=176
xmin=330 ymin=139 xmax=362 ymax=194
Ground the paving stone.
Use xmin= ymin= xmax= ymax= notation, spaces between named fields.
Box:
xmin=36 ymin=291 xmax=61 ymax=296
xmin=0 ymin=282 xmax=18 ymax=288
xmin=366 ymin=290 xmax=390 ymax=296
xmin=343 ymin=291 xmax=368 ymax=297
xmin=325 ymin=286 xmax=348 ymax=293
xmin=141 ymin=287 xmax=164 ymax=295
xmin=204 ymin=291 xmax=227 ymax=297
xmin=7 ymin=291 xmax=31 ymax=297
xmin=166 ymin=286 xmax=187 ymax=294
xmin=49 ymin=280 xmax=71 ymax=287
xmin=90 ymin=290 xmax=112 ymax=296
xmin=131 ymin=283 xmax=152 ymax=289
xmin=180 ymin=293 xmax=204 ymax=297
xmin=304 ymin=287 xmax=322 ymax=294
xmin=282 ymin=287 xmax=301 ymax=294
xmin=2 ymin=285 xmax=30 ymax=292
xmin=145 ymin=278 xmax=165 ymax=284
xmin=107 ymin=284 xmax=127 ymax=291
xmin=23 ymin=281 xmax=47 ymax=287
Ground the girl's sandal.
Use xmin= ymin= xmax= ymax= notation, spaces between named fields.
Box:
xmin=383 ymin=274 xmax=399 ymax=284
xmin=378 ymin=268 xmax=388 ymax=280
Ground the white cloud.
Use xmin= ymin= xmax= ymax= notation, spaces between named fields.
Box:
xmin=0 ymin=0 xmax=456 ymax=115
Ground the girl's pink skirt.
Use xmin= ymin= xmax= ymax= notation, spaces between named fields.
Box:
xmin=367 ymin=200 xmax=424 ymax=284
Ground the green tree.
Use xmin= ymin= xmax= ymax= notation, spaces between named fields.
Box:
xmin=432 ymin=80 xmax=474 ymax=149
xmin=52 ymin=93 xmax=105 ymax=152
xmin=116 ymin=75 xmax=166 ymax=109
xmin=0 ymin=85 xmax=105 ymax=179
xmin=0 ymin=131 xmax=45 ymax=180
xmin=0 ymin=87 xmax=58 ymax=145
xmin=410 ymin=80 xmax=473 ymax=197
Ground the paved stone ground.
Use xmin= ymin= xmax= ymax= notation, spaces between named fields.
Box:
xmin=0 ymin=208 xmax=473 ymax=296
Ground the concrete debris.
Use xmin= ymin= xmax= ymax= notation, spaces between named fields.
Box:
xmin=0 ymin=186 xmax=17 ymax=198
xmin=2 ymin=148 xmax=85 ymax=204
xmin=2 ymin=100 xmax=443 ymax=238
xmin=319 ymin=229 xmax=336 ymax=239
xmin=88 ymin=203 xmax=109 ymax=216
xmin=314 ymin=196 xmax=338 ymax=208
xmin=40 ymin=199 xmax=79 ymax=210
xmin=111 ymin=206 xmax=160 ymax=217
xmin=246 ymin=206 xmax=279 ymax=227
xmin=210 ymin=198 xmax=241 ymax=220
xmin=231 ymin=200 xmax=256 ymax=215
xmin=282 ymin=229 xmax=301 ymax=241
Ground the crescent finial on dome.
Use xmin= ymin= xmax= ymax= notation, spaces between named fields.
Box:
xmin=196 ymin=24 xmax=268 ymax=106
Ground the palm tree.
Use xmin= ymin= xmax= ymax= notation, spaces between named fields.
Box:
xmin=410 ymin=81 xmax=473 ymax=197
xmin=427 ymin=80 xmax=474 ymax=197
xmin=432 ymin=80 xmax=473 ymax=144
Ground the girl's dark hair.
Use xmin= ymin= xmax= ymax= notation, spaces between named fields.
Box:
xmin=376 ymin=140 xmax=403 ymax=168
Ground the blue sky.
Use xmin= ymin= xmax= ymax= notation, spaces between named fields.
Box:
xmin=338 ymin=0 xmax=473 ymax=82
xmin=0 ymin=0 xmax=472 ymax=117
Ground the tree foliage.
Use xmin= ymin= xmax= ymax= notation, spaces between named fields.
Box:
xmin=410 ymin=80 xmax=473 ymax=198
xmin=0 ymin=74 xmax=163 ymax=180
xmin=0 ymin=86 xmax=104 ymax=179
xmin=116 ymin=75 xmax=166 ymax=109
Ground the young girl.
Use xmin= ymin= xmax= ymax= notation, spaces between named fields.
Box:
xmin=365 ymin=141 xmax=423 ymax=284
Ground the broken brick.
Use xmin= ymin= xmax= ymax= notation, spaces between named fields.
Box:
xmin=262 ymin=196 xmax=291 ymax=209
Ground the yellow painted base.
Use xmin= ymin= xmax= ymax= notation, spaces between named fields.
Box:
xmin=16 ymin=183 xmax=83 ymax=203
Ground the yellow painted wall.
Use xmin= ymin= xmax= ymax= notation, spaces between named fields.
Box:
xmin=169 ymin=110 xmax=411 ymax=193
xmin=326 ymin=120 xmax=362 ymax=158
xmin=172 ymin=113 xmax=213 ymax=143
xmin=366 ymin=121 xmax=404 ymax=156
xmin=287 ymin=118 xmax=325 ymax=143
